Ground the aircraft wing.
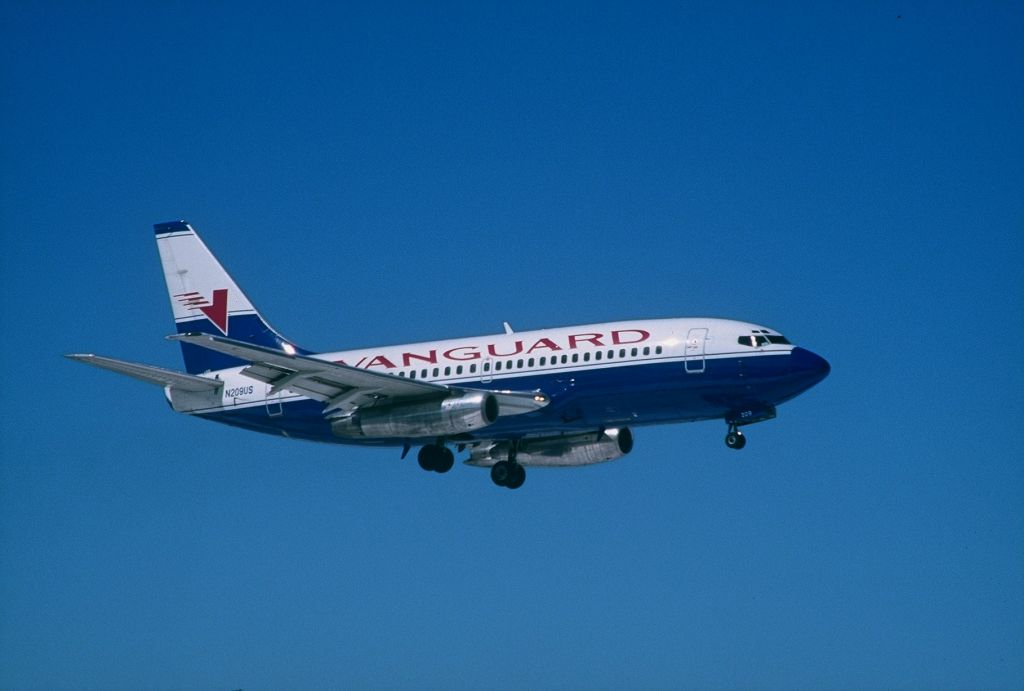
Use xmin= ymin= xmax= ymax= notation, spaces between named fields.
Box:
xmin=65 ymin=354 xmax=223 ymax=392
xmin=170 ymin=333 xmax=549 ymax=416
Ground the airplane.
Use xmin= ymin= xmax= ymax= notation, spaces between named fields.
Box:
xmin=67 ymin=221 xmax=830 ymax=490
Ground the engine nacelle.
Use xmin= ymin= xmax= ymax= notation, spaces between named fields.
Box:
xmin=331 ymin=392 xmax=499 ymax=439
xmin=469 ymin=428 xmax=634 ymax=467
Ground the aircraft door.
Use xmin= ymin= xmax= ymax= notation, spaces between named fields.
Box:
xmin=685 ymin=328 xmax=707 ymax=374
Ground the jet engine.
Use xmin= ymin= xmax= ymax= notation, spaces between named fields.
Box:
xmin=468 ymin=428 xmax=633 ymax=467
xmin=331 ymin=392 xmax=499 ymax=438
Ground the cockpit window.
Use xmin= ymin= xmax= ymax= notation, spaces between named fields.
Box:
xmin=737 ymin=334 xmax=791 ymax=347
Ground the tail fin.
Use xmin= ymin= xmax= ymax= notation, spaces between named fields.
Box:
xmin=155 ymin=221 xmax=301 ymax=374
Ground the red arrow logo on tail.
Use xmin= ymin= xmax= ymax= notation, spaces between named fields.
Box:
xmin=197 ymin=288 xmax=229 ymax=334
xmin=173 ymin=289 xmax=230 ymax=334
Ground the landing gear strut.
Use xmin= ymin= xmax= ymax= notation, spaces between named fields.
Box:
xmin=724 ymin=405 xmax=775 ymax=450
xmin=490 ymin=441 xmax=526 ymax=489
xmin=725 ymin=424 xmax=747 ymax=450
xmin=417 ymin=443 xmax=455 ymax=473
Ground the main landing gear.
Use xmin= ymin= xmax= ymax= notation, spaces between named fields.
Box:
xmin=490 ymin=441 xmax=526 ymax=490
xmin=417 ymin=443 xmax=455 ymax=473
xmin=415 ymin=440 xmax=526 ymax=489
xmin=725 ymin=423 xmax=747 ymax=450
xmin=490 ymin=460 xmax=526 ymax=489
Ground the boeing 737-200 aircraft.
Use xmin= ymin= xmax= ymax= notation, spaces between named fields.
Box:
xmin=68 ymin=221 xmax=830 ymax=490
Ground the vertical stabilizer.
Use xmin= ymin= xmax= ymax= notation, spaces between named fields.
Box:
xmin=154 ymin=221 xmax=298 ymax=373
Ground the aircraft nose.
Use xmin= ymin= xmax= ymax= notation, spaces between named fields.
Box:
xmin=790 ymin=347 xmax=831 ymax=386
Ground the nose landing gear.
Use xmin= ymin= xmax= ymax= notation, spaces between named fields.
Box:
xmin=725 ymin=429 xmax=746 ymax=449
xmin=724 ymin=405 xmax=775 ymax=450
xmin=725 ymin=423 xmax=747 ymax=450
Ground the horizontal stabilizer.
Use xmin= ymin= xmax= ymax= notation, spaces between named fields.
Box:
xmin=65 ymin=354 xmax=223 ymax=392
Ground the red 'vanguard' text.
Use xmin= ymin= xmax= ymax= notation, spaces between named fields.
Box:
xmin=334 ymin=328 xmax=651 ymax=369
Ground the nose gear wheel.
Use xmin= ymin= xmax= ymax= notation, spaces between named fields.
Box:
xmin=725 ymin=424 xmax=747 ymax=450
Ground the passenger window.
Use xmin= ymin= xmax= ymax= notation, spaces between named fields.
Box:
xmin=470 ymin=364 xmax=477 ymax=373
xmin=433 ymin=368 xmax=439 ymax=377
xmin=583 ymin=352 xmax=590 ymax=362
xmin=631 ymin=348 xmax=638 ymax=357
xmin=643 ymin=346 xmax=650 ymax=356
xmin=496 ymin=361 xmax=503 ymax=371
xmin=444 ymin=366 xmax=451 ymax=376
xmin=619 ymin=349 xmax=626 ymax=358
xmin=421 ymin=369 xmax=427 ymax=378
xmin=539 ymin=357 xmax=546 ymax=366
xmin=483 ymin=362 xmax=490 ymax=372
xmin=528 ymin=358 xmax=534 ymax=367
xmin=656 ymin=345 xmax=663 ymax=354
xmin=572 ymin=353 xmax=579 ymax=363
xmin=517 ymin=359 xmax=524 ymax=369
xmin=456 ymin=365 xmax=463 ymax=375
xmin=595 ymin=351 xmax=602 ymax=360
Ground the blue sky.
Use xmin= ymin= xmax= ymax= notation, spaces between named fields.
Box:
xmin=2 ymin=2 xmax=1021 ymax=689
